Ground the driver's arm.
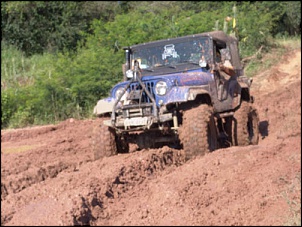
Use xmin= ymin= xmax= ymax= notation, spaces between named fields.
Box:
xmin=220 ymin=61 xmax=235 ymax=76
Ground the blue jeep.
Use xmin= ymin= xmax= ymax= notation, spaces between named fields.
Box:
xmin=92 ymin=31 xmax=259 ymax=160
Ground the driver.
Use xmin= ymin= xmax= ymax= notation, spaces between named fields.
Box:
xmin=216 ymin=49 xmax=237 ymax=100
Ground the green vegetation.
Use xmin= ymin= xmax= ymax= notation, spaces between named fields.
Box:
xmin=244 ymin=36 xmax=301 ymax=78
xmin=1 ymin=1 xmax=301 ymax=129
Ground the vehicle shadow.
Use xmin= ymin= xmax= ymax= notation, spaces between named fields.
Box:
xmin=259 ymin=120 xmax=269 ymax=139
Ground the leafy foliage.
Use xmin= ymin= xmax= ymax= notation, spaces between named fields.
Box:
xmin=1 ymin=1 xmax=119 ymax=56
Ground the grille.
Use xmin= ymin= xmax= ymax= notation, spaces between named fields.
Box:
xmin=129 ymin=81 xmax=155 ymax=103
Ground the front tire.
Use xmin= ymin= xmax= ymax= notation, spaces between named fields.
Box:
xmin=92 ymin=117 xmax=117 ymax=160
xmin=179 ymin=104 xmax=218 ymax=161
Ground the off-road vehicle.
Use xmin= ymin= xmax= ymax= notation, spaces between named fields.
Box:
xmin=92 ymin=30 xmax=259 ymax=160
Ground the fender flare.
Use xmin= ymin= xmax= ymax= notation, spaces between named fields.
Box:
xmin=93 ymin=99 xmax=114 ymax=116
xmin=186 ymin=87 xmax=210 ymax=101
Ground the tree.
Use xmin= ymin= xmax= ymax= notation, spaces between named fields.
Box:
xmin=1 ymin=1 xmax=108 ymax=55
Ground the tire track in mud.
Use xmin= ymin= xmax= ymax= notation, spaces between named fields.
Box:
xmin=1 ymin=119 xmax=94 ymax=201
xmin=1 ymin=161 xmax=77 ymax=201
xmin=1 ymin=125 xmax=59 ymax=143
xmin=1 ymin=163 xmax=78 ymax=225
xmin=1 ymin=147 xmax=186 ymax=226
xmin=65 ymin=147 xmax=186 ymax=225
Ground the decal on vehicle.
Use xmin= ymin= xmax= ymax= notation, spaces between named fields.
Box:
xmin=162 ymin=44 xmax=179 ymax=60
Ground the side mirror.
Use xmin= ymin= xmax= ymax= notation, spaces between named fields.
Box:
xmin=126 ymin=69 xmax=134 ymax=79
xmin=199 ymin=59 xmax=210 ymax=70
xmin=199 ymin=60 xmax=207 ymax=68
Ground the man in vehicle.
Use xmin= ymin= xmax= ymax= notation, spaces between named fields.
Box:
xmin=217 ymin=48 xmax=237 ymax=100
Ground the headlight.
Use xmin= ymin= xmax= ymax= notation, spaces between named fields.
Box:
xmin=155 ymin=81 xmax=167 ymax=96
xmin=115 ymin=87 xmax=125 ymax=99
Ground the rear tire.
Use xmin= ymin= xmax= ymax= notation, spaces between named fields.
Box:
xmin=232 ymin=102 xmax=259 ymax=146
xmin=179 ymin=104 xmax=218 ymax=160
xmin=92 ymin=117 xmax=117 ymax=160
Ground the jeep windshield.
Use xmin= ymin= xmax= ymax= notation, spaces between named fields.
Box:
xmin=130 ymin=36 xmax=213 ymax=76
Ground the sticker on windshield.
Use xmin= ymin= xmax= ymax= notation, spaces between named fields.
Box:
xmin=162 ymin=44 xmax=178 ymax=60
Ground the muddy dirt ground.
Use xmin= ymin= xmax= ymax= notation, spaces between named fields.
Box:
xmin=1 ymin=48 xmax=301 ymax=226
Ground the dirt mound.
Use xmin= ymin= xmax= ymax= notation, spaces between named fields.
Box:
xmin=1 ymin=48 xmax=301 ymax=226
xmin=2 ymin=145 xmax=185 ymax=225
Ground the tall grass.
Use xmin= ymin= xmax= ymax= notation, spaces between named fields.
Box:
xmin=276 ymin=35 xmax=302 ymax=51
xmin=1 ymin=41 xmax=57 ymax=128
xmin=1 ymin=41 xmax=56 ymax=89
xmin=1 ymin=42 xmax=28 ymax=89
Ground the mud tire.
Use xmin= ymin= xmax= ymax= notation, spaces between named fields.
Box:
xmin=223 ymin=116 xmax=234 ymax=147
xmin=232 ymin=102 xmax=259 ymax=146
xmin=116 ymin=134 xmax=129 ymax=154
xmin=179 ymin=104 xmax=218 ymax=161
xmin=92 ymin=117 xmax=117 ymax=160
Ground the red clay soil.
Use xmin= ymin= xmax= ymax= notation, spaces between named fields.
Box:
xmin=1 ymin=48 xmax=301 ymax=226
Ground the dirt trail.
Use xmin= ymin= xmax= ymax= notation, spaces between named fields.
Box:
xmin=1 ymin=48 xmax=301 ymax=226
